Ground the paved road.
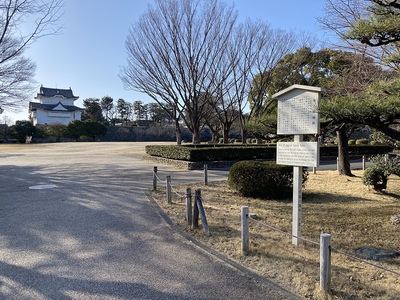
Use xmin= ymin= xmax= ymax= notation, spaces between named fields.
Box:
xmin=0 ymin=142 xmax=298 ymax=300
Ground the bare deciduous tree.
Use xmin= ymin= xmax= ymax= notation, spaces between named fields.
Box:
xmin=120 ymin=0 xmax=238 ymax=144
xmin=0 ymin=0 xmax=64 ymax=113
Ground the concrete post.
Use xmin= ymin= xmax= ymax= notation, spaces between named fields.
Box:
xmin=320 ymin=233 xmax=332 ymax=294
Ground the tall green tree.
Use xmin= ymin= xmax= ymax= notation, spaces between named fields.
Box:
xmin=249 ymin=48 xmax=389 ymax=175
xmin=133 ymin=100 xmax=148 ymax=121
xmin=82 ymin=98 xmax=106 ymax=123
xmin=117 ymin=98 xmax=133 ymax=126
xmin=100 ymin=96 xmax=114 ymax=122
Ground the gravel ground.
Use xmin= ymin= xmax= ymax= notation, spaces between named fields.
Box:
xmin=0 ymin=142 xmax=299 ymax=300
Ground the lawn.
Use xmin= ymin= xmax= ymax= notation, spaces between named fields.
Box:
xmin=151 ymin=170 xmax=400 ymax=300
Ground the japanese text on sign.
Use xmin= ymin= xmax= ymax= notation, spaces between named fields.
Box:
xmin=277 ymin=91 xmax=319 ymax=135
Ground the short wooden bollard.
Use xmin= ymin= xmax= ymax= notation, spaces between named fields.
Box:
xmin=153 ymin=166 xmax=158 ymax=190
xmin=204 ymin=164 xmax=208 ymax=185
xmin=186 ymin=188 xmax=192 ymax=226
xmin=241 ymin=206 xmax=249 ymax=255
xmin=320 ymin=233 xmax=332 ymax=294
xmin=166 ymin=175 xmax=172 ymax=204
xmin=192 ymin=189 xmax=200 ymax=228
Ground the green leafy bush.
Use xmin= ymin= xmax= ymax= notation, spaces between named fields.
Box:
xmin=348 ymin=139 xmax=356 ymax=145
xmin=362 ymin=155 xmax=400 ymax=191
xmin=228 ymin=161 xmax=308 ymax=199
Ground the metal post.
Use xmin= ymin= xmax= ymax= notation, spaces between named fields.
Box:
xmin=153 ymin=166 xmax=158 ymax=190
xmin=166 ymin=176 xmax=172 ymax=204
xmin=362 ymin=156 xmax=366 ymax=170
xmin=312 ymin=167 xmax=316 ymax=174
xmin=204 ymin=164 xmax=208 ymax=185
xmin=186 ymin=188 xmax=192 ymax=226
xmin=320 ymin=233 xmax=332 ymax=294
xmin=241 ymin=206 xmax=249 ymax=255
xmin=336 ymin=157 xmax=339 ymax=172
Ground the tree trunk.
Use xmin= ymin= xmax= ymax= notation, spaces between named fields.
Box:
xmin=175 ymin=119 xmax=182 ymax=145
xmin=192 ymin=129 xmax=200 ymax=144
xmin=241 ymin=128 xmax=248 ymax=144
xmin=337 ymin=125 xmax=353 ymax=176
xmin=223 ymin=129 xmax=229 ymax=144
xmin=212 ymin=132 xmax=219 ymax=143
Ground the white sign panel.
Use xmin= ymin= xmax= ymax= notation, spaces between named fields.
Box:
xmin=277 ymin=142 xmax=319 ymax=167
xmin=277 ymin=90 xmax=320 ymax=135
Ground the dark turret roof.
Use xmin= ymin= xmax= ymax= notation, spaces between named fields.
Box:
xmin=29 ymin=102 xmax=84 ymax=112
xmin=35 ymin=86 xmax=79 ymax=100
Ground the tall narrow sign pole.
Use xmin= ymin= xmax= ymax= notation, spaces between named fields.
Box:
xmin=292 ymin=134 xmax=303 ymax=245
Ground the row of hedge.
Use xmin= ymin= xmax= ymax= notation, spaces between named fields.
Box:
xmin=145 ymin=144 xmax=393 ymax=162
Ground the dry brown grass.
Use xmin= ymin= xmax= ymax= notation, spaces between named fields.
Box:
xmin=151 ymin=170 xmax=400 ymax=300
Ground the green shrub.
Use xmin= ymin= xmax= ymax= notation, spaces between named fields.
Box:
xmin=228 ymin=161 xmax=308 ymax=199
xmin=362 ymin=155 xmax=400 ymax=191
xmin=356 ymin=139 xmax=368 ymax=145
xmin=348 ymin=139 xmax=356 ymax=145
xmin=370 ymin=140 xmax=381 ymax=146
xmin=362 ymin=166 xmax=387 ymax=190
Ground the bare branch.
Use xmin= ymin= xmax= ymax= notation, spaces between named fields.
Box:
xmin=0 ymin=0 xmax=65 ymax=113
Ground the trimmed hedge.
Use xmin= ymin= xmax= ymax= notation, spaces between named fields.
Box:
xmin=145 ymin=144 xmax=393 ymax=162
xmin=228 ymin=160 xmax=308 ymax=199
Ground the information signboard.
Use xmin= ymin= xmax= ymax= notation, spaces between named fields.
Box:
xmin=275 ymin=86 xmax=321 ymax=135
xmin=276 ymin=142 xmax=319 ymax=167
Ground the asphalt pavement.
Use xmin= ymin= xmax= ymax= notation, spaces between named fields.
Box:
xmin=0 ymin=142 xmax=299 ymax=300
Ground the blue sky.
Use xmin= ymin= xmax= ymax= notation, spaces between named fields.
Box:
xmin=7 ymin=0 xmax=327 ymax=122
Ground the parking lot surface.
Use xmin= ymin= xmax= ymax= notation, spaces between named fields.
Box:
xmin=0 ymin=142 xmax=298 ymax=300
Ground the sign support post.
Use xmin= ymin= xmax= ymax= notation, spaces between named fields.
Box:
xmin=292 ymin=134 xmax=303 ymax=245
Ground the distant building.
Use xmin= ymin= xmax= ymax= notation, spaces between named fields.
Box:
xmin=29 ymin=86 xmax=83 ymax=125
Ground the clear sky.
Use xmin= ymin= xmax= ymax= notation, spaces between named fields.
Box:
xmin=6 ymin=0 xmax=327 ymax=122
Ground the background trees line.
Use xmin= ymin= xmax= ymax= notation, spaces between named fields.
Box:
xmin=81 ymin=97 xmax=175 ymax=126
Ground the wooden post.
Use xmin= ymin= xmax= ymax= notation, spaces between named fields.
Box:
xmin=292 ymin=134 xmax=303 ymax=246
xmin=362 ymin=155 xmax=366 ymax=170
xmin=204 ymin=164 xmax=208 ymax=185
xmin=153 ymin=166 xmax=158 ymax=190
xmin=192 ymin=189 xmax=200 ymax=228
xmin=197 ymin=196 xmax=210 ymax=236
xmin=320 ymin=233 xmax=332 ymax=294
xmin=166 ymin=175 xmax=172 ymax=204
xmin=241 ymin=206 xmax=249 ymax=255
xmin=186 ymin=188 xmax=192 ymax=226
